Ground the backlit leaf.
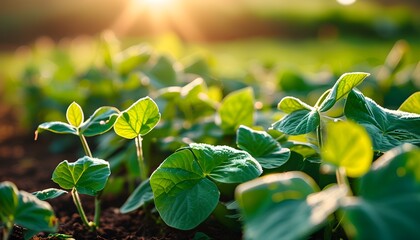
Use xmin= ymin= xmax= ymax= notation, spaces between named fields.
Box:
xmin=340 ymin=144 xmax=420 ymax=240
xmin=321 ymin=121 xmax=373 ymax=177
xmin=345 ymin=90 xmax=420 ymax=152
xmin=52 ymin=156 xmax=110 ymax=196
xmin=398 ymin=91 xmax=420 ymax=114
xmin=218 ymin=87 xmax=254 ymax=134
xmin=66 ymin=102 xmax=84 ymax=127
xmin=278 ymin=96 xmax=313 ymax=114
xmin=319 ymin=72 xmax=370 ymax=112
xmin=236 ymin=125 xmax=290 ymax=169
xmin=35 ymin=122 xmax=78 ymax=140
xmin=114 ymin=97 xmax=161 ymax=139
xmin=272 ymin=109 xmax=320 ymax=135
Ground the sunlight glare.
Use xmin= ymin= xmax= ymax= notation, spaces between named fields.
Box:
xmin=337 ymin=0 xmax=356 ymax=5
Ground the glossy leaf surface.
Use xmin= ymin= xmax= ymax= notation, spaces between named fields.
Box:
xmin=120 ymin=179 xmax=154 ymax=214
xmin=32 ymin=188 xmax=68 ymax=201
xmin=236 ymin=125 xmax=290 ymax=169
xmin=345 ymin=90 xmax=420 ymax=152
xmin=80 ymin=106 xmax=119 ymax=137
xmin=150 ymin=143 xmax=261 ymax=230
xmin=52 ymin=156 xmax=110 ymax=196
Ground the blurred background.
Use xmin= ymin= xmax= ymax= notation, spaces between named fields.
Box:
xmin=0 ymin=0 xmax=419 ymax=130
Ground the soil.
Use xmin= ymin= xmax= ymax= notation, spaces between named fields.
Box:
xmin=0 ymin=103 xmax=242 ymax=240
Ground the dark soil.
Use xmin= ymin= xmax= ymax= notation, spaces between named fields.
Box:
xmin=0 ymin=103 xmax=242 ymax=240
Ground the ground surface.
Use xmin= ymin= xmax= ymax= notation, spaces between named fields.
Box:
xmin=0 ymin=103 xmax=241 ymax=240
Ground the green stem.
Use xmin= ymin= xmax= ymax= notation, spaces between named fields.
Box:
xmin=316 ymin=123 xmax=323 ymax=149
xmin=71 ymin=188 xmax=93 ymax=230
xmin=135 ymin=135 xmax=148 ymax=181
xmin=79 ymin=135 xmax=93 ymax=158
xmin=78 ymin=134 xmax=101 ymax=229
xmin=3 ymin=225 xmax=11 ymax=240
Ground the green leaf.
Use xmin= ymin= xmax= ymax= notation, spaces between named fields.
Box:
xmin=150 ymin=149 xmax=218 ymax=230
xmin=0 ymin=182 xmax=57 ymax=238
xmin=52 ymin=156 xmax=111 ymax=196
xmin=278 ymin=96 xmax=313 ymax=114
xmin=321 ymin=121 xmax=373 ymax=177
xmin=116 ymin=44 xmax=151 ymax=75
xmin=236 ymin=125 xmax=290 ymax=169
xmin=0 ymin=181 xmax=19 ymax=225
xmin=114 ymin=96 xmax=161 ymax=139
xmin=236 ymin=172 xmax=347 ymax=240
xmin=79 ymin=106 xmax=119 ymax=137
xmin=120 ymin=179 xmax=154 ymax=214
xmin=189 ymin=143 xmax=262 ymax=183
xmin=345 ymin=90 xmax=420 ymax=152
xmin=272 ymin=109 xmax=320 ymax=135
xmin=218 ymin=87 xmax=254 ymax=134
xmin=398 ymin=91 xmax=420 ymax=114
xmin=319 ymin=72 xmax=370 ymax=112
xmin=32 ymin=188 xmax=68 ymax=201
xmin=150 ymin=143 xmax=262 ymax=230
xmin=35 ymin=122 xmax=78 ymax=140
xmin=66 ymin=102 xmax=84 ymax=127
xmin=14 ymin=191 xmax=57 ymax=234
xmin=340 ymin=144 xmax=420 ymax=240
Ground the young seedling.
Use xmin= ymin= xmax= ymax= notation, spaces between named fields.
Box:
xmin=0 ymin=181 xmax=57 ymax=240
xmin=113 ymin=96 xmax=161 ymax=181
xmin=150 ymin=143 xmax=262 ymax=230
xmin=35 ymin=102 xmax=118 ymax=229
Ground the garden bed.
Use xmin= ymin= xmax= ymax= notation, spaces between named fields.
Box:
xmin=0 ymin=103 xmax=240 ymax=240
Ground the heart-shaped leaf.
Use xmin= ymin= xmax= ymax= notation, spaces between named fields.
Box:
xmin=66 ymin=102 xmax=84 ymax=127
xmin=278 ymin=96 xmax=313 ymax=114
xmin=120 ymin=179 xmax=154 ymax=214
xmin=398 ymin=91 xmax=420 ymax=114
xmin=32 ymin=188 xmax=68 ymax=201
xmin=344 ymin=90 xmax=420 ymax=152
xmin=236 ymin=125 xmax=290 ymax=169
xmin=80 ymin=106 xmax=119 ymax=137
xmin=218 ymin=87 xmax=254 ymax=134
xmin=319 ymin=72 xmax=370 ymax=112
xmin=114 ymin=97 xmax=161 ymax=139
xmin=236 ymin=172 xmax=347 ymax=240
xmin=272 ymin=109 xmax=320 ymax=135
xmin=321 ymin=121 xmax=373 ymax=177
xmin=340 ymin=144 xmax=420 ymax=240
xmin=52 ymin=156 xmax=111 ymax=196
xmin=150 ymin=143 xmax=262 ymax=230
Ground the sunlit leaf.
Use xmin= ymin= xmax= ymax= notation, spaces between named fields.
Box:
xmin=218 ymin=87 xmax=254 ymax=134
xmin=80 ymin=106 xmax=119 ymax=137
xmin=340 ymin=144 xmax=420 ymax=240
xmin=319 ymin=72 xmax=370 ymax=112
xmin=35 ymin=122 xmax=78 ymax=140
xmin=52 ymin=156 xmax=110 ymax=196
xmin=150 ymin=143 xmax=262 ymax=230
xmin=321 ymin=121 xmax=373 ymax=177
xmin=236 ymin=172 xmax=347 ymax=240
xmin=120 ymin=179 xmax=154 ymax=214
xmin=236 ymin=125 xmax=290 ymax=169
xmin=345 ymin=90 xmax=420 ymax=152
xmin=278 ymin=96 xmax=313 ymax=114
xmin=398 ymin=91 xmax=420 ymax=114
xmin=272 ymin=109 xmax=320 ymax=135
xmin=32 ymin=188 xmax=68 ymax=201
xmin=114 ymin=97 xmax=161 ymax=139
xmin=116 ymin=44 xmax=151 ymax=75
xmin=66 ymin=102 xmax=84 ymax=127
